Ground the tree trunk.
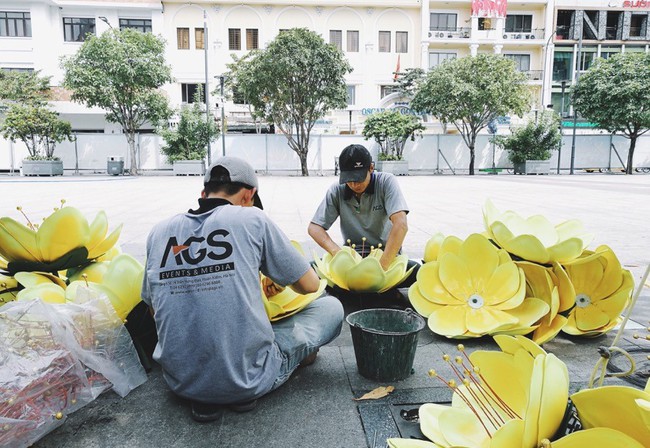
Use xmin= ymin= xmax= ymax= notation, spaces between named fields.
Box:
xmin=468 ymin=135 xmax=476 ymax=175
xmin=299 ymin=150 xmax=309 ymax=176
xmin=626 ymin=135 xmax=637 ymax=175
xmin=126 ymin=132 xmax=138 ymax=175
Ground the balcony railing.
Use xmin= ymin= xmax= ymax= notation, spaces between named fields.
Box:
xmin=502 ymin=28 xmax=544 ymax=40
xmin=524 ymin=70 xmax=543 ymax=81
xmin=428 ymin=27 xmax=470 ymax=39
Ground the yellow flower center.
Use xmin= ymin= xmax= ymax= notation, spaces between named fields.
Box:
xmin=468 ymin=294 xmax=484 ymax=309
xmin=575 ymin=293 xmax=592 ymax=308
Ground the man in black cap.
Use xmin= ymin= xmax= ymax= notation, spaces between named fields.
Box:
xmin=308 ymin=144 xmax=417 ymax=283
xmin=142 ymin=156 xmax=343 ymax=422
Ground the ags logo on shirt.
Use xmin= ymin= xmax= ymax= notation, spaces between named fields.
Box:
xmin=160 ymin=229 xmax=233 ymax=268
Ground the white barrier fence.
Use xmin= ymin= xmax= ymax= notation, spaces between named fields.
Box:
xmin=1 ymin=132 xmax=649 ymax=175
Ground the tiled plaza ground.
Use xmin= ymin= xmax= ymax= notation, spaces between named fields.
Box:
xmin=1 ymin=171 xmax=648 ymax=448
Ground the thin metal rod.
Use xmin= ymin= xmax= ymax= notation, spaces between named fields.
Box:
xmin=203 ymin=10 xmax=211 ymax=165
xmin=570 ymin=31 xmax=583 ymax=175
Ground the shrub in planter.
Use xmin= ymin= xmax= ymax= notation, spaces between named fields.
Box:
xmin=362 ymin=110 xmax=424 ymax=161
xmin=0 ymin=71 xmax=74 ymax=165
xmin=494 ymin=111 xmax=561 ymax=165
xmin=159 ymin=91 xmax=220 ymax=164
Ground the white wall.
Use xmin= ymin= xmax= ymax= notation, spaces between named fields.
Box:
xmin=2 ymin=132 xmax=648 ymax=174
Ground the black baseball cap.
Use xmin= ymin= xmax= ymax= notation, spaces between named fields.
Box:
xmin=339 ymin=144 xmax=372 ymax=184
xmin=204 ymin=156 xmax=263 ymax=209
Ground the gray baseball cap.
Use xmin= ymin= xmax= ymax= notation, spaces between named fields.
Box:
xmin=204 ymin=156 xmax=263 ymax=209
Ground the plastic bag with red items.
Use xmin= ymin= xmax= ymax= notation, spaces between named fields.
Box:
xmin=0 ymin=290 xmax=147 ymax=448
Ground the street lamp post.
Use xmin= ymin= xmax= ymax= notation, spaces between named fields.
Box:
xmin=540 ymin=29 xmax=558 ymax=108
xmin=216 ymin=75 xmax=226 ymax=156
xmin=203 ymin=10 xmax=212 ymax=165
xmin=348 ymin=110 xmax=352 ymax=133
xmin=569 ymin=32 xmax=583 ymax=175
xmin=557 ymin=79 xmax=568 ymax=174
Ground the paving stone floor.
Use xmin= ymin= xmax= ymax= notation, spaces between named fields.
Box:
xmin=0 ymin=171 xmax=648 ymax=448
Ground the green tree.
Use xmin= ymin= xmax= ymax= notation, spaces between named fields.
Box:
xmin=411 ymin=54 xmax=530 ymax=175
xmin=62 ymin=28 xmax=172 ymax=175
xmin=159 ymin=91 xmax=220 ymax=163
xmin=226 ymin=28 xmax=352 ymax=176
xmin=362 ymin=110 xmax=424 ymax=161
xmin=494 ymin=111 xmax=561 ymax=165
xmin=572 ymin=52 xmax=650 ymax=174
xmin=1 ymin=104 xmax=74 ymax=160
xmin=0 ymin=71 xmax=73 ymax=160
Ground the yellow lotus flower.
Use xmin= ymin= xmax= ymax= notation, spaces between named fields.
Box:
xmin=515 ymin=261 xmax=575 ymax=345
xmin=570 ymin=380 xmax=650 ymax=447
xmin=260 ymin=274 xmax=327 ymax=321
xmin=544 ymin=428 xmax=644 ymax=448
xmin=0 ymin=206 xmax=122 ymax=274
xmin=313 ymin=246 xmax=414 ymax=293
xmin=15 ymin=254 xmax=143 ymax=320
xmin=483 ymin=199 xmax=594 ymax=265
xmin=388 ymin=335 xmax=569 ymax=448
xmin=0 ymin=272 xmax=19 ymax=305
xmin=559 ymin=245 xmax=634 ymax=337
xmin=409 ymin=234 xmax=548 ymax=338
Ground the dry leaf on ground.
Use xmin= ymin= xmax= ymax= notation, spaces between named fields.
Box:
xmin=353 ymin=386 xmax=395 ymax=401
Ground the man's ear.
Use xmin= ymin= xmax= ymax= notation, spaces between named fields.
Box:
xmin=242 ymin=187 xmax=256 ymax=207
xmin=369 ymin=163 xmax=375 ymax=173
xmin=200 ymin=189 xmax=207 ymax=199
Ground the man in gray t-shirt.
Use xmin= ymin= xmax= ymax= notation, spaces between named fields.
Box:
xmin=142 ymin=157 xmax=343 ymax=422
xmin=308 ymin=144 xmax=419 ymax=287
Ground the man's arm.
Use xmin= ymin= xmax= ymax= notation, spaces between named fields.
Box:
xmin=289 ymin=266 xmax=321 ymax=295
xmin=379 ymin=211 xmax=408 ymax=270
xmin=308 ymin=222 xmax=341 ymax=256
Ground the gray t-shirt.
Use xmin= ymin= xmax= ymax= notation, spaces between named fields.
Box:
xmin=142 ymin=201 xmax=310 ymax=404
xmin=311 ymin=172 xmax=409 ymax=253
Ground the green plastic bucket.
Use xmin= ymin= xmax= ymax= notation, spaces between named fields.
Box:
xmin=346 ymin=308 xmax=426 ymax=382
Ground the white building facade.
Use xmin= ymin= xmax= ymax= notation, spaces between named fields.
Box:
xmin=0 ymin=0 xmax=649 ymax=171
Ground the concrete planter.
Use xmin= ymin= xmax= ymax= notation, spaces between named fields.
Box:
xmin=173 ymin=160 xmax=206 ymax=176
xmin=514 ymin=160 xmax=551 ymax=175
xmin=375 ymin=160 xmax=409 ymax=176
xmin=22 ymin=160 xmax=64 ymax=176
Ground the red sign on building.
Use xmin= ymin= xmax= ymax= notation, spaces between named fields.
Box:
xmin=471 ymin=0 xmax=508 ymax=18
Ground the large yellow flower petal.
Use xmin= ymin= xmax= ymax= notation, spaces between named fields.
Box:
xmin=15 ymin=271 xmax=67 ymax=289
xmin=551 ymin=263 xmax=575 ymax=313
xmin=423 ymin=232 xmax=445 ymax=263
xmin=346 ymin=257 xmax=386 ymax=291
xmin=328 ymin=249 xmax=357 ymax=290
xmin=524 ymin=215 xmax=557 ymax=247
xmin=500 ymin=234 xmax=551 ymax=265
xmin=438 ymin=253 xmax=474 ymax=301
xmin=490 ymin=220 xmax=515 ymax=248
xmin=490 ymin=419 xmax=526 ymax=448
xmin=0 ymin=217 xmax=39 ymax=262
xmin=464 ymin=351 xmax=528 ymax=415
xmin=100 ymin=253 xmax=144 ymax=318
xmin=537 ymin=354 xmax=569 ymax=441
xmin=532 ymin=315 xmax=568 ymax=345
xmin=37 ymin=207 xmax=90 ymax=262
xmin=522 ymin=355 xmax=545 ymax=447
xmin=438 ymin=235 xmax=463 ymax=259
xmin=484 ymin=263 xmax=522 ymax=307
xmin=460 ymin=234 xmax=499 ymax=293
xmin=87 ymin=210 xmax=109 ymax=253
xmin=492 ymin=269 xmax=527 ymax=310
xmin=419 ymin=403 xmax=452 ymax=447
xmin=554 ymin=219 xmax=586 ymax=241
xmin=572 ymin=386 xmax=650 ymax=446
xmin=504 ymin=298 xmax=550 ymax=329
xmin=417 ymin=262 xmax=463 ymax=305
xmin=591 ymin=246 xmax=625 ymax=300
xmin=428 ymin=305 xmax=469 ymax=337
xmin=574 ymin=303 xmax=611 ymax=332
xmin=466 ymin=307 xmax=518 ymax=335
xmin=16 ymin=283 xmax=66 ymax=303
xmin=546 ymin=238 xmax=586 ymax=264
xmin=438 ymin=407 xmax=488 ymax=447
xmin=408 ymin=283 xmax=443 ymax=317
xmin=67 ymin=261 xmax=110 ymax=283
xmin=549 ymin=427 xmax=645 ymax=448
xmin=87 ymin=223 xmax=123 ymax=260
xmin=564 ymin=257 xmax=605 ymax=298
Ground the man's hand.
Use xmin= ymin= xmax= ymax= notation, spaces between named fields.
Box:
xmin=262 ymin=276 xmax=285 ymax=297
